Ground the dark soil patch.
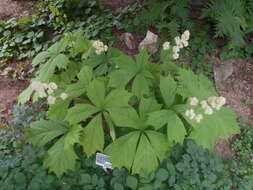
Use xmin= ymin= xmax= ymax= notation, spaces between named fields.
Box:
xmin=0 ymin=0 xmax=36 ymax=21
xmin=214 ymin=59 xmax=253 ymax=125
xmin=0 ymin=76 xmax=28 ymax=126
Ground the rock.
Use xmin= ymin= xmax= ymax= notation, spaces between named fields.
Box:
xmin=138 ymin=30 xmax=159 ymax=53
xmin=120 ymin=32 xmax=136 ymax=50
xmin=214 ymin=62 xmax=234 ymax=85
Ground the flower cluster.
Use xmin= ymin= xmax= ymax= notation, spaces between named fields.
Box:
xmin=185 ymin=109 xmax=203 ymax=123
xmin=185 ymin=96 xmax=226 ymax=123
xmin=92 ymin=40 xmax=108 ymax=55
xmin=31 ymin=81 xmax=68 ymax=105
xmin=172 ymin=30 xmax=190 ymax=60
xmin=162 ymin=41 xmax=170 ymax=50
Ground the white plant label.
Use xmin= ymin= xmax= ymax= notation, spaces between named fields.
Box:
xmin=95 ymin=153 xmax=112 ymax=172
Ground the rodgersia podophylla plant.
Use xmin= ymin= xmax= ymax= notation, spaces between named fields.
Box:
xmin=18 ymin=30 xmax=239 ymax=177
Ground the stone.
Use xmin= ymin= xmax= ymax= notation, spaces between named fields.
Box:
xmin=120 ymin=32 xmax=136 ymax=50
xmin=138 ymin=30 xmax=159 ymax=53
xmin=214 ymin=62 xmax=234 ymax=85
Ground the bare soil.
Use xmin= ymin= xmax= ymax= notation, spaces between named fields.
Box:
xmin=0 ymin=0 xmax=36 ymax=20
xmin=0 ymin=76 xmax=28 ymax=125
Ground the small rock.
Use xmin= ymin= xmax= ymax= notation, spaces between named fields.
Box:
xmin=138 ymin=30 xmax=159 ymax=53
xmin=214 ymin=62 xmax=234 ymax=85
xmin=120 ymin=32 xmax=136 ymax=50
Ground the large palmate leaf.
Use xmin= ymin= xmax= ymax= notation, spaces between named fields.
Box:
xmin=160 ymin=75 xmax=177 ymax=107
xmin=81 ymin=114 xmax=104 ymax=156
xmin=148 ymin=110 xmax=186 ymax=144
xmin=109 ymin=51 xmax=154 ymax=98
xmin=26 ymin=120 xmax=68 ymax=147
xmin=65 ymin=104 xmax=100 ymax=124
xmin=177 ymin=69 xmax=218 ymax=99
xmin=47 ymin=99 xmax=71 ymax=120
xmin=188 ymin=108 xmax=240 ymax=149
xmin=105 ymin=130 xmax=169 ymax=174
xmin=44 ymin=125 xmax=82 ymax=177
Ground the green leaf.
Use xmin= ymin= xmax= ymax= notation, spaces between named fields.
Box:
xmin=17 ymin=85 xmax=33 ymax=104
xmin=109 ymin=107 xmax=143 ymax=129
xmin=65 ymin=81 xmax=87 ymax=98
xmin=109 ymin=54 xmax=137 ymax=88
xmin=148 ymin=109 xmax=186 ymax=144
xmin=188 ymin=108 xmax=240 ymax=149
xmin=105 ymin=131 xmax=140 ymax=170
xmin=87 ymin=79 xmax=106 ymax=108
xmin=177 ymin=69 xmax=218 ymax=99
xmin=65 ymin=104 xmax=100 ymax=124
xmin=26 ymin=120 xmax=68 ymax=147
xmin=32 ymin=51 xmax=50 ymax=67
xmin=160 ymin=75 xmax=177 ymax=107
xmin=139 ymin=97 xmax=161 ymax=119
xmin=147 ymin=110 xmax=172 ymax=130
xmin=166 ymin=113 xmax=186 ymax=145
xmin=43 ymin=135 xmax=78 ymax=177
xmin=81 ymin=114 xmax=104 ymax=156
xmin=38 ymin=58 xmax=57 ymax=81
xmin=104 ymin=89 xmax=131 ymax=109
xmin=132 ymin=131 xmax=168 ymax=174
xmin=126 ymin=176 xmax=138 ymax=189
xmin=156 ymin=168 xmax=169 ymax=182
xmin=47 ymin=99 xmax=71 ymax=120
xmin=132 ymin=74 xmax=150 ymax=98
xmin=53 ymin=54 xmax=70 ymax=69
xmin=78 ymin=65 xmax=93 ymax=84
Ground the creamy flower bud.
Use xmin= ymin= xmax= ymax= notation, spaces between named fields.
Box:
xmin=195 ymin=114 xmax=203 ymax=123
xmin=183 ymin=30 xmax=190 ymax=40
xmin=60 ymin=93 xmax=68 ymax=100
xmin=47 ymin=96 xmax=56 ymax=105
xmin=173 ymin=46 xmax=180 ymax=53
xmin=189 ymin=97 xmax=199 ymax=106
xmin=204 ymin=106 xmax=213 ymax=115
xmin=163 ymin=41 xmax=170 ymax=50
xmin=38 ymin=91 xmax=47 ymax=98
xmin=48 ymin=82 xmax=58 ymax=90
xmin=173 ymin=53 xmax=179 ymax=59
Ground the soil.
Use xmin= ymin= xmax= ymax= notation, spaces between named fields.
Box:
xmin=214 ymin=58 xmax=253 ymax=126
xmin=0 ymin=0 xmax=36 ymax=21
xmin=0 ymin=76 xmax=28 ymax=126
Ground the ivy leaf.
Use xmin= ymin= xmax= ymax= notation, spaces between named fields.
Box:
xmin=177 ymin=69 xmax=218 ymax=99
xmin=188 ymin=108 xmax=239 ymax=149
xmin=81 ymin=114 xmax=104 ymax=156
xmin=87 ymin=79 xmax=106 ymax=108
xmin=65 ymin=104 xmax=100 ymax=124
xmin=160 ymin=75 xmax=177 ymax=107
xmin=26 ymin=120 xmax=68 ymax=147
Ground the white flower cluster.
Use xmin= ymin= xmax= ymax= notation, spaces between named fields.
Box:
xmin=185 ymin=96 xmax=226 ymax=123
xmin=31 ymin=81 xmax=68 ymax=105
xmin=162 ymin=41 xmax=170 ymax=50
xmin=92 ymin=40 xmax=108 ymax=55
xmin=185 ymin=109 xmax=203 ymax=123
xmin=172 ymin=30 xmax=190 ymax=60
